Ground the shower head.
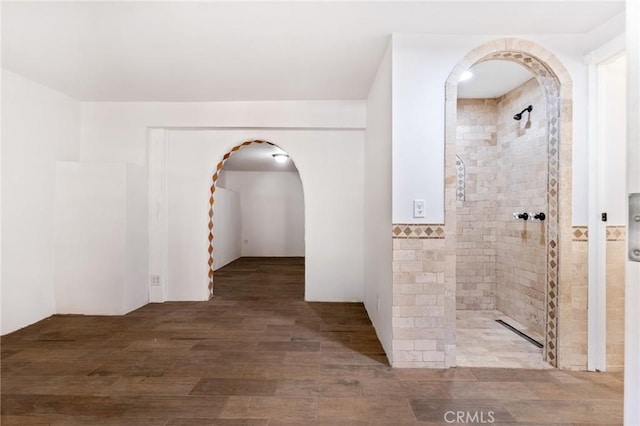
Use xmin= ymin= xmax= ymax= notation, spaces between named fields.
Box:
xmin=513 ymin=105 xmax=533 ymax=121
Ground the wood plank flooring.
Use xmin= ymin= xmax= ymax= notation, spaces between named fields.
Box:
xmin=1 ymin=257 xmax=623 ymax=425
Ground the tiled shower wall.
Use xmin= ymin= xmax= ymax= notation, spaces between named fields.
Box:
xmin=455 ymin=100 xmax=498 ymax=310
xmin=494 ymin=78 xmax=548 ymax=337
xmin=455 ymin=78 xmax=547 ymax=337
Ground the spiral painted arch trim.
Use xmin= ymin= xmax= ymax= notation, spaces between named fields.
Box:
xmin=207 ymin=139 xmax=275 ymax=298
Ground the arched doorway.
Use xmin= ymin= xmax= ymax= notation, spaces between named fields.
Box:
xmin=445 ymin=39 xmax=573 ymax=367
xmin=207 ymin=139 xmax=304 ymax=298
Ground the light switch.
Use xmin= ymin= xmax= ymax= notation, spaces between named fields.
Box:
xmin=413 ymin=199 xmax=425 ymax=218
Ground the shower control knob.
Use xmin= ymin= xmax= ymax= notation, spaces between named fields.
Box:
xmin=534 ymin=212 xmax=546 ymax=221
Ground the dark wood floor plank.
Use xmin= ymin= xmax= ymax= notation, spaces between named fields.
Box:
xmin=190 ymin=378 xmax=278 ymax=396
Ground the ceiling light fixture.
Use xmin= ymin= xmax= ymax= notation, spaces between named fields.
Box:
xmin=459 ymin=70 xmax=473 ymax=82
xmin=272 ymin=153 xmax=289 ymax=163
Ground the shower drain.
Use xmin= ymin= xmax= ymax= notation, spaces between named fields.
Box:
xmin=495 ymin=319 xmax=543 ymax=348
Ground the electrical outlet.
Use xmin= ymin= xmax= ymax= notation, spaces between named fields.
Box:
xmin=150 ymin=275 xmax=161 ymax=286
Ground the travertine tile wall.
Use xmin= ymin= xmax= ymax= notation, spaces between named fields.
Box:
xmin=392 ymin=225 xmax=449 ymax=367
xmin=455 ymin=99 xmax=498 ymax=310
xmin=606 ymin=226 xmax=626 ymax=371
xmin=569 ymin=227 xmax=588 ymax=370
xmin=494 ymin=78 xmax=548 ymax=337
xmin=566 ymin=226 xmax=626 ymax=371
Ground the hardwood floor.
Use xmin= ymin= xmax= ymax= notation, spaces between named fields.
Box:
xmin=1 ymin=257 xmax=623 ymax=425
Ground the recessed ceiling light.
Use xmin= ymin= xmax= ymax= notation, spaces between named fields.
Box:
xmin=459 ymin=70 xmax=473 ymax=82
xmin=272 ymin=153 xmax=289 ymax=163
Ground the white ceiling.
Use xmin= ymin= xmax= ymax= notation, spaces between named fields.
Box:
xmin=458 ymin=60 xmax=535 ymax=99
xmin=221 ymin=143 xmax=299 ymax=172
xmin=1 ymin=1 xmax=625 ymax=102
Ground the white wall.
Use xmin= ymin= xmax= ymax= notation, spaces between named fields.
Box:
xmin=1 ymin=70 xmax=80 ymax=334
xmin=54 ymin=162 xmax=147 ymax=315
xmin=211 ymin=187 xmax=241 ymax=270
xmin=391 ymin=34 xmax=597 ymax=225
xmin=124 ymin=164 xmax=149 ymax=313
xmin=80 ymin=101 xmax=365 ymax=165
xmin=220 ymin=170 xmax=304 ymax=258
xmin=599 ymin=54 xmax=627 ymax=225
xmin=164 ymin=129 xmax=364 ymax=302
xmin=81 ymin=101 xmax=365 ymax=303
xmin=364 ymin=42 xmax=393 ymax=358
xmin=54 ymin=162 xmax=125 ymax=314
xmin=166 ymin=135 xmax=211 ymax=301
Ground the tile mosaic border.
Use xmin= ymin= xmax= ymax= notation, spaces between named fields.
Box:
xmin=572 ymin=226 xmax=588 ymax=242
xmin=392 ymin=224 xmax=445 ymax=239
xmin=571 ymin=225 xmax=625 ymax=242
xmin=455 ymin=155 xmax=465 ymax=202
xmin=606 ymin=226 xmax=625 ymax=241
xmin=207 ymin=140 xmax=274 ymax=298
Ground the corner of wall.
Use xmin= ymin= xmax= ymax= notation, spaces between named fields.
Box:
xmin=364 ymin=40 xmax=393 ymax=358
xmin=1 ymin=70 xmax=81 ymax=334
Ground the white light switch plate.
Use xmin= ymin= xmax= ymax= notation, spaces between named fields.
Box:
xmin=413 ymin=199 xmax=425 ymax=218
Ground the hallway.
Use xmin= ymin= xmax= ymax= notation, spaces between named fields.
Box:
xmin=1 ymin=258 xmax=623 ymax=424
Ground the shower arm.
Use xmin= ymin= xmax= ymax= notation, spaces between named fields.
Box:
xmin=513 ymin=105 xmax=533 ymax=121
